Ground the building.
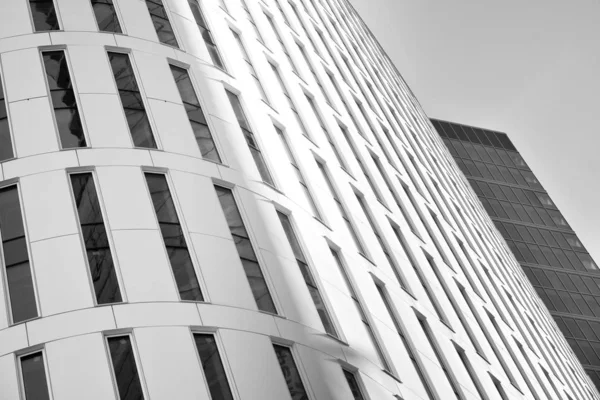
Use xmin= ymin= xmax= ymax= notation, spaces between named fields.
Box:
xmin=0 ymin=0 xmax=595 ymax=399
xmin=434 ymin=118 xmax=600 ymax=390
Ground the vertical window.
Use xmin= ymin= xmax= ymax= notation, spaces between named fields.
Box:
xmin=225 ymin=90 xmax=274 ymax=186
xmin=270 ymin=64 xmax=308 ymax=137
xmin=331 ymin=248 xmax=390 ymax=370
xmin=145 ymin=0 xmax=179 ymax=47
xmin=276 ymin=127 xmax=321 ymax=219
xmin=194 ymin=334 xmax=234 ymax=400
xmin=107 ymin=335 xmax=145 ymax=400
xmin=91 ymin=0 xmax=122 ymax=33
xmin=70 ymin=173 xmax=122 ymax=304
xmin=42 ymin=51 xmax=86 ymax=149
xmin=169 ymin=65 xmax=220 ymax=162
xmin=29 ymin=0 xmax=59 ymax=31
xmin=277 ymin=211 xmax=337 ymax=337
xmin=273 ymin=344 xmax=310 ymax=400
xmin=375 ymin=284 xmax=435 ymax=399
xmin=108 ymin=52 xmax=157 ymax=149
xmin=231 ymin=30 xmax=269 ymax=103
xmin=418 ymin=317 xmax=462 ymax=399
xmin=215 ymin=186 xmax=276 ymax=313
xmin=0 ymin=185 xmax=37 ymax=324
xmin=19 ymin=351 xmax=51 ymax=400
xmin=188 ymin=0 xmax=225 ymax=70
xmin=343 ymin=369 xmax=366 ymax=400
xmin=0 ymin=73 xmax=14 ymax=161
xmin=145 ymin=173 xmax=203 ymax=301
xmin=316 ymin=161 xmax=364 ymax=254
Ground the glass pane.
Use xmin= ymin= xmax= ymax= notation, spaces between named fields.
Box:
xmin=167 ymin=247 xmax=202 ymax=301
xmin=30 ymin=1 xmax=59 ymax=31
xmin=145 ymin=0 xmax=179 ymax=47
xmin=194 ymin=334 xmax=234 ymax=400
xmin=92 ymin=2 xmax=122 ymax=33
xmin=145 ymin=174 xmax=180 ymax=223
xmin=0 ymin=115 xmax=14 ymax=161
xmin=21 ymin=352 xmax=50 ymax=400
xmin=7 ymin=262 xmax=37 ymax=323
xmin=54 ymin=108 xmax=86 ymax=148
xmin=108 ymin=336 xmax=145 ymax=400
xmin=343 ymin=370 xmax=365 ymax=400
xmin=241 ymin=259 xmax=276 ymax=313
xmin=273 ymin=345 xmax=309 ymax=400
xmin=88 ymin=248 xmax=122 ymax=304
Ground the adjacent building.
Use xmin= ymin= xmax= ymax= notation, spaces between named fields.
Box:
xmin=0 ymin=0 xmax=596 ymax=399
xmin=434 ymin=119 xmax=600 ymax=390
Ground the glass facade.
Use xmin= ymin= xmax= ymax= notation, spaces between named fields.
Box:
xmin=434 ymin=119 xmax=600 ymax=388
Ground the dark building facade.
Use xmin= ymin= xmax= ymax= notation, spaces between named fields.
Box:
xmin=433 ymin=119 xmax=600 ymax=388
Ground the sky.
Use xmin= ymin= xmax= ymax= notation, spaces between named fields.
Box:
xmin=349 ymin=0 xmax=600 ymax=263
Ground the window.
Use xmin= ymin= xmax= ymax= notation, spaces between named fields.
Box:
xmin=170 ymin=65 xmax=220 ymax=162
xmin=454 ymin=343 xmax=486 ymax=400
xmin=19 ymin=351 xmax=51 ymax=400
xmin=145 ymin=173 xmax=203 ymax=301
xmin=225 ymin=90 xmax=274 ymax=186
xmin=29 ymin=0 xmax=59 ymax=31
xmin=0 ymin=73 xmax=14 ymax=161
xmin=331 ymin=247 xmax=390 ymax=370
xmin=189 ymin=0 xmax=225 ymax=69
xmin=277 ymin=211 xmax=337 ymax=336
xmin=343 ymin=369 xmax=366 ymax=400
xmin=145 ymin=0 xmax=178 ymax=47
xmin=107 ymin=335 xmax=145 ymax=400
xmin=42 ymin=51 xmax=86 ymax=149
xmin=0 ymin=185 xmax=37 ymax=324
xmin=91 ymin=0 xmax=122 ymax=33
xmin=270 ymin=64 xmax=308 ymax=137
xmin=215 ymin=186 xmax=276 ymax=313
xmin=231 ymin=30 xmax=269 ymax=103
xmin=70 ymin=173 xmax=122 ymax=304
xmin=316 ymin=161 xmax=364 ymax=254
xmin=276 ymin=127 xmax=321 ymax=219
xmin=108 ymin=52 xmax=157 ymax=149
xmin=194 ymin=334 xmax=234 ymax=400
xmin=273 ymin=344 xmax=310 ymax=400
xmin=265 ymin=14 xmax=298 ymax=74
xmin=375 ymin=284 xmax=435 ymax=399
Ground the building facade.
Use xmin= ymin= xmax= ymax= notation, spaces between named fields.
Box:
xmin=0 ymin=0 xmax=595 ymax=399
xmin=434 ymin=119 xmax=600 ymax=390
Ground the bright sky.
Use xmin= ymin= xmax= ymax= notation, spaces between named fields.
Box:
xmin=350 ymin=0 xmax=600 ymax=263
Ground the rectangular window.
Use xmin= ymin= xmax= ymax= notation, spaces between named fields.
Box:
xmin=170 ymin=65 xmax=220 ymax=162
xmin=145 ymin=0 xmax=179 ymax=47
xmin=276 ymin=127 xmax=321 ymax=219
xmin=215 ymin=185 xmax=276 ymax=313
xmin=418 ymin=317 xmax=463 ymax=399
xmin=270 ymin=64 xmax=308 ymax=137
xmin=145 ymin=173 xmax=203 ymax=301
xmin=273 ymin=344 xmax=310 ymax=399
xmin=316 ymin=161 xmax=364 ymax=254
xmin=375 ymin=284 xmax=435 ymax=399
xmin=343 ymin=369 xmax=366 ymax=400
xmin=19 ymin=351 xmax=51 ymax=400
xmin=29 ymin=0 xmax=59 ymax=31
xmin=189 ymin=0 xmax=225 ymax=69
xmin=231 ymin=30 xmax=269 ymax=103
xmin=0 ymin=185 xmax=37 ymax=324
xmin=42 ymin=51 xmax=86 ymax=149
xmin=0 ymin=74 xmax=14 ymax=161
xmin=91 ymin=0 xmax=122 ymax=33
xmin=277 ymin=211 xmax=337 ymax=337
xmin=108 ymin=52 xmax=157 ymax=149
xmin=107 ymin=335 xmax=145 ymax=400
xmin=331 ymin=248 xmax=390 ymax=370
xmin=70 ymin=173 xmax=122 ymax=304
xmin=194 ymin=334 xmax=234 ymax=400
xmin=225 ymin=90 xmax=274 ymax=186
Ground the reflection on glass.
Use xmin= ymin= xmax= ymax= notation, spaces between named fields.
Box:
xmin=21 ymin=352 xmax=50 ymax=400
xmin=108 ymin=336 xmax=145 ymax=400
xmin=194 ymin=334 xmax=234 ymax=400
xmin=188 ymin=0 xmax=225 ymax=69
xmin=145 ymin=0 xmax=179 ymax=47
xmin=92 ymin=0 xmax=122 ymax=33
xmin=273 ymin=344 xmax=309 ymax=400
xmin=29 ymin=0 xmax=59 ymax=31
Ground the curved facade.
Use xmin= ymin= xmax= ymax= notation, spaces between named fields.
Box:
xmin=0 ymin=0 xmax=596 ymax=400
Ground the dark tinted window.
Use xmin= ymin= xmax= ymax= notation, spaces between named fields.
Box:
xmin=343 ymin=369 xmax=365 ymax=400
xmin=145 ymin=173 xmax=203 ymax=301
xmin=145 ymin=0 xmax=179 ymax=47
xmin=108 ymin=336 xmax=145 ymax=400
xmin=0 ymin=75 xmax=14 ymax=161
xmin=194 ymin=334 xmax=234 ymax=400
xmin=108 ymin=52 xmax=156 ymax=148
xmin=29 ymin=0 xmax=59 ymax=31
xmin=188 ymin=0 xmax=224 ymax=69
xmin=170 ymin=65 xmax=220 ymax=162
xmin=0 ymin=186 xmax=37 ymax=323
xmin=71 ymin=173 xmax=121 ymax=304
xmin=42 ymin=51 xmax=86 ymax=149
xmin=273 ymin=344 xmax=309 ymax=400
xmin=91 ymin=0 xmax=122 ymax=33
xmin=20 ymin=352 xmax=50 ymax=400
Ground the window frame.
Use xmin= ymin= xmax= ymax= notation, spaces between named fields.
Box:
xmin=89 ymin=0 xmax=125 ymax=34
xmin=16 ymin=347 xmax=53 ymax=400
xmin=104 ymin=331 xmax=149 ymax=400
xmin=27 ymin=0 xmax=62 ymax=32
xmin=271 ymin=340 xmax=314 ymax=400
xmin=0 ymin=68 xmax=15 ymax=162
